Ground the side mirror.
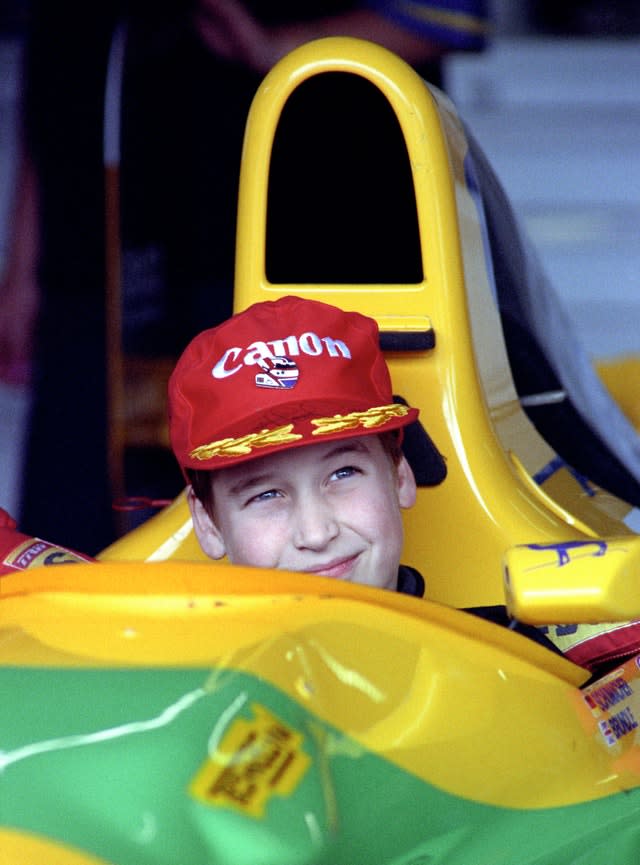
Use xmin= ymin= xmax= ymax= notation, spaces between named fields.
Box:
xmin=504 ymin=536 xmax=640 ymax=624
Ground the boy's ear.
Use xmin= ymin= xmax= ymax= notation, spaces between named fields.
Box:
xmin=187 ymin=486 xmax=226 ymax=559
xmin=397 ymin=454 xmax=417 ymax=509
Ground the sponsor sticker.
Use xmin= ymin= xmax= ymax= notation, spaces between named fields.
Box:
xmin=583 ymin=660 xmax=640 ymax=748
xmin=189 ymin=703 xmax=310 ymax=818
xmin=3 ymin=538 xmax=91 ymax=570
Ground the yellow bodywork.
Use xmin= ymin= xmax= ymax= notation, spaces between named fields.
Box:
xmin=100 ymin=38 xmax=639 ymax=625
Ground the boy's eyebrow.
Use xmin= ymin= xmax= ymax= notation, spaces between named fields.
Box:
xmin=225 ymin=472 xmax=278 ymax=497
xmin=321 ymin=440 xmax=370 ymax=460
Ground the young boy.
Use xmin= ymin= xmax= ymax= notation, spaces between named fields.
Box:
xmin=168 ymin=294 xmax=424 ymax=596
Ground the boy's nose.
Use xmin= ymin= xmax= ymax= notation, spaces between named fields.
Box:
xmin=292 ymin=495 xmax=339 ymax=550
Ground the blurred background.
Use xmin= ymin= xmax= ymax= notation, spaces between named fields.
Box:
xmin=0 ymin=0 xmax=638 ymax=545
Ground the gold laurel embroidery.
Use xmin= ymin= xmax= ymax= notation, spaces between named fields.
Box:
xmin=311 ymin=404 xmax=409 ymax=436
xmin=190 ymin=425 xmax=302 ymax=460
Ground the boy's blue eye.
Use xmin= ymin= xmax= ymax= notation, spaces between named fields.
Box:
xmin=332 ymin=465 xmax=359 ymax=480
xmin=244 ymin=488 xmax=281 ymax=505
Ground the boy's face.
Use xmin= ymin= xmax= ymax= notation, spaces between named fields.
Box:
xmin=189 ymin=435 xmax=416 ymax=591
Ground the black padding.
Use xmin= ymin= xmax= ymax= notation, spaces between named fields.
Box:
xmin=380 ymin=330 xmax=436 ymax=352
xmin=394 ymin=396 xmax=447 ymax=487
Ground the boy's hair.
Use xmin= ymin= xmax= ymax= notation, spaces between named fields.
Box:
xmin=168 ymin=295 xmax=419 ymax=479
xmin=187 ymin=429 xmax=404 ymax=520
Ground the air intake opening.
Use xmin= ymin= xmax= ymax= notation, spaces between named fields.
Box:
xmin=266 ymin=72 xmax=423 ymax=284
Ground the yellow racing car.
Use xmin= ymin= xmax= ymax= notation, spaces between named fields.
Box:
xmin=3 ymin=38 xmax=640 ymax=865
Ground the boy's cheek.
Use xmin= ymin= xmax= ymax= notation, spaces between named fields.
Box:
xmin=224 ymin=522 xmax=285 ymax=569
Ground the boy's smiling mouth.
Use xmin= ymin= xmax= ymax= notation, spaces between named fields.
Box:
xmin=302 ymin=553 xmax=361 ymax=580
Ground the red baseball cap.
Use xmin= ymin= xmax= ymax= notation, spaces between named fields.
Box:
xmin=169 ymin=296 xmax=419 ymax=471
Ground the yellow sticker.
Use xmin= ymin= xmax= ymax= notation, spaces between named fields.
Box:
xmin=189 ymin=703 xmax=310 ymax=818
